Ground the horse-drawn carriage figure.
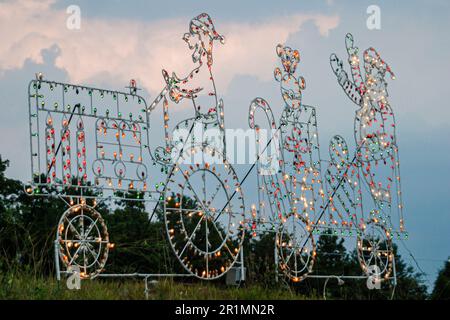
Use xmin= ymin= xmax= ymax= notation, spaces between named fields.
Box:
xmin=25 ymin=10 xmax=406 ymax=289
xmin=26 ymin=13 xmax=246 ymax=281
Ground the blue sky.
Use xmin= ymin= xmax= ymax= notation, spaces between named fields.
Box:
xmin=0 ymin=0 xmax=449 ymax=289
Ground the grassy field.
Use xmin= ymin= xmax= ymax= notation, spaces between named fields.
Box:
xmin=0 ymin=273 xmax=312 ymax=300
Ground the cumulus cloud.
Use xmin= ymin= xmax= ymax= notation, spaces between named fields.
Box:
xmin=0 ymin=0 xmax=339 ymax=95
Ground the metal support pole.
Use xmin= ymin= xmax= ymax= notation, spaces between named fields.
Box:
xmin=240 ymin=247 xmax=245 ymax=282
xmin=322 ymin=276 xmax=344 ymax=300
xmin=54 ymin=240 xmax=61 ymax=281
xmin=391 ymin=253 xmax=397 ymax=300
xmin=274 ymin=233 xmax=279 ymax=283
xmin=392 ymin=253 xmax=397 ymax=287
xmin=144 ymin=277 xmax=149 ymax=300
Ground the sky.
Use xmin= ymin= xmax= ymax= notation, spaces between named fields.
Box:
xmin=0 ymin=0 xmax=449 ymax=290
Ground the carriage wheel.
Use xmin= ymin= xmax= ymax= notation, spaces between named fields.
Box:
xmin=164 ymin=144 xmax=245 ymax=279
xmin=357 ymin=220 xmax=394 ymax=281
xmin=57 ymin=203 xmax=110 ymax=279
xmin=277 ymin=213 xmax=315 ymax=282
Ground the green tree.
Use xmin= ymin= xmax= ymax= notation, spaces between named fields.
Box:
xmin=294 ymin=230 xmax=350 ymax=298
xmin=0 ymin=155 xmax=431 ymax=299
xmin=431 ymin=258 xmax=450 ymax=300
xmin=243 ymin=231 xmax=277 ymax=286
xmin=275 ymin=229 xmax=428 ymax=300
xmin=105 ymin=190 xmax=176 ymax=274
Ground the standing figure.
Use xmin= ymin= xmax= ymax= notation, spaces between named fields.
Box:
xmin=249 ymin=44 xmax=325 ymax=282
xmin=330 ymin=34 xmax=404 ymax=235
xmin=330 ymin=34 xmax=404 ymax=281
xmin=150 ymin=13 xmax=227 ymax=164
xmin=274 ymin=44 xmax=324 ymax=224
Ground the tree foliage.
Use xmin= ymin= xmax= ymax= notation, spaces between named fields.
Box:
xmin=431 ymin=259 xmax=450 ymax=300
xmin=0 ymin=156 xmax=431 ymax=299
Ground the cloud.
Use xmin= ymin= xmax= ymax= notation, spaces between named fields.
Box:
xmin=215 ymin=14 xmax=339 ymax=88
xmin=0 ymin=0 xmax=339 ymax=96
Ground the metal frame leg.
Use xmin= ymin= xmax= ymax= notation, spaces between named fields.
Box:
xmin=54 ymin=240 xmax=61 ymax=281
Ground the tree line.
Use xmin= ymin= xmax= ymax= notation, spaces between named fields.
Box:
xmin=0 ymin=155 xmax=446 ymax=299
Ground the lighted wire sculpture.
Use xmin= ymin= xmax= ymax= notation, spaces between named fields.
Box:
xmin=57 ymin=203 xmax=111 ymax=279
xmin=27 ymin=78 xmax=155 ymax=198
xmin=164 ymin=144 xmax=245 ymax=279
xmin=148 ymin=12 xmax=227 ymax=165
xmin=154 ymin=13 xmax=245 ymax=279
xmin=249 ymin=44 xmax=325 ymax=282
xmin=329 ymin=33 xmax=405 ymax=280
xmin=26 ymin=13 xmax=245 ymax=281
xmin=248 ymin=35 xmax=405 ymax=284
xmin=27 ymin=78 xmax=158 ymax=279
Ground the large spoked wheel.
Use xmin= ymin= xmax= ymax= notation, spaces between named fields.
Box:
xmin=357 ymin=220 xmax=394 ymax=281
xmin=277 ymin=213 xmax=316 ymax=282
xmin=164 ymin=144 xmax=245 ymax=280
xmin=57 ymin=204 xmax=110 ymax=279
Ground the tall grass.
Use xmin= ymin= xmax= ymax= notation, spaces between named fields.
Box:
xmin=0 ymin=272 xmax=313 ymax=300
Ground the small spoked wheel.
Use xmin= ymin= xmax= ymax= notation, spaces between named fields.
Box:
xmin=164 ymin=144 xmax=245 ymax=280
xmin=57 ymin=204 xmax=110 ymax=279
xmin=357 ymin=220 xmax=394 ymax=281
xmin=277 ymin=213 xmax=315 ymax=282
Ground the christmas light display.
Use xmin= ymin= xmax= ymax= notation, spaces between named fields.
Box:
xmin=28 ymin=78 xmax=156 ymax=200
xmin=57 ymin=203 xmax=110 ymax=279
xmin=329 ymin=33 xmax=405 ymax=280
xmin=164 ymin=144 xmax=245 ymax=279
xmin=26 ymin=13 xmax=245 ymax=281
xmin=25 ymin=14 xmax=405 ymax=286
xmin=148 ymin=12 xmax=227 ymax=165
xmin=248 ymin=34 xmax=406 ymax=284
xmin=27 ymin=78 xmax=157 ymax=279
xmin=249 ymin=44 xmax=324 ymax=282
xmin=156 ymin=13 xmax=245 ymax=279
